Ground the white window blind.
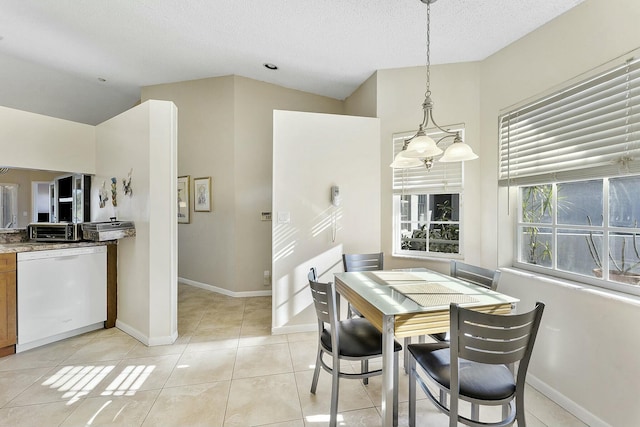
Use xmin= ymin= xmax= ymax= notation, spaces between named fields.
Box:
xmin=499 ymin=56 xmax=640 ymax=186
xmin=392 ymin=128 xmax=464 ymax=194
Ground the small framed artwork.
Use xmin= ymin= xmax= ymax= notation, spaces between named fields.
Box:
xmin=177 ymin=175 xmax=190 ymax=223
xmin=194 ymin=177 xmax=212 ymax=212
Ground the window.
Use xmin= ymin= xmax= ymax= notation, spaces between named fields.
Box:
xmin=392 ymin=128 xmax=465 ymax=259
xmin=0 ymin=184 xmax=18 ymax=228
xmin=501 ymin=53 xmax=640 ymax=296
xmin=517 ymin=177 xmax=640 ymax=295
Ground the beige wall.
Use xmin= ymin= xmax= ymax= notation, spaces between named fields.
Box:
xmin=142 ymin=76 xmax=343 ymax=295
xmin=142 ymin=77 xmax=237 ymax=295
xmin=344 ymin=72 xmax=377 ymax=118
xmin=479 ymin=1 xmax=640 ymax=426
xmin=232 ymin=76 xmax=345 ymax=293
xmin=375 ymin=62 xmax=482 ymax=273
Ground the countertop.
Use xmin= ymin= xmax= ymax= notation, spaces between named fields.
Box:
xmin=0 ymin=240 xmax=114 ymax=254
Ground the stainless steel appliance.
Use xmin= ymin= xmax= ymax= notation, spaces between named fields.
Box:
xmin=28 ymin=222 xmax=82 ymax=242
xmin=82 ymin=220 xmax=135 ymax=241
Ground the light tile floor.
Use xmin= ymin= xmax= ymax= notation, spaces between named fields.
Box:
xmin=0 ymin=283 xmax=588 ymax=426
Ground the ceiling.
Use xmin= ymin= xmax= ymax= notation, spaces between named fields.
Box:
xmin=0 ymin=0 xmax=585 ymax=125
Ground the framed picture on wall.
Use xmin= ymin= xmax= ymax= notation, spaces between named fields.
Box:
xmin=177 ymin=175 xmax=190 ymax=223
xmin=194 ymin=177 xmax=211 ymax=212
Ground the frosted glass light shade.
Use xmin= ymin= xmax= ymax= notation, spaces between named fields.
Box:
xmin=390 ymin=151 xmax=423 ymax=168
xmin=439 ymin=141 xmax=479 ymax=162
xmin=403 ymin=133 xmax=443 ymax=158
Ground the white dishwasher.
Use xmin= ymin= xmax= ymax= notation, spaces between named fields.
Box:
xmin=17 ymin=245 xmax=107 ymax=352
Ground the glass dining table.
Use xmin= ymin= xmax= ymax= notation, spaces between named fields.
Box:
xmin=333 ymin=268 xmax=519 ymax=427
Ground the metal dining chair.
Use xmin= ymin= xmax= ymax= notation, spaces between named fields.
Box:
xmin=408 ymin=302 xmax=545 ymax=427
xmin=342 ymin=252 xmax=424 ymax=376
xmin=307 ymin=268 xmax=402 ymax=427
xmin=342 ymin=252 xmax=404 ymax=380
xmin=342 ymin=252 xmax=384 ymax=318
xmin=429 ymin=260 xmax=502 ymax=342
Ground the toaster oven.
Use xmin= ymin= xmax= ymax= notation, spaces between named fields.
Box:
xmin=28 ymin=223 xmax=82 ymax=242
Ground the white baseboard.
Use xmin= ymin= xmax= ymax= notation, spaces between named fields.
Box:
xmin=115 ymin=320 xmax=177 ymax=347
xmin=148 ymin=330 xmax=178 ymax=346
xmin=527 ymin=374 xmax=611 ymax=427
xmin=179 ymin=277 xmax=272 ymax=297
xmin=271 ymin=323 xmax=316 ymax=335
xmin=115 ymin=320 xmax=149 ymax=346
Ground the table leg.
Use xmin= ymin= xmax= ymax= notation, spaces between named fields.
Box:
xmin=381 ymin=314 xmax=396 ymax=427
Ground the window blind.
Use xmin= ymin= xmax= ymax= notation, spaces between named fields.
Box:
xmin=392 ymin=128 xmax=463 ymax=194
xmin=499 ymin=57 xmax=640 ymax=186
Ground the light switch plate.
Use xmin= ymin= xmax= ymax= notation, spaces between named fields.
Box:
xmin=277 ymin=211 xmax=290 ymax=224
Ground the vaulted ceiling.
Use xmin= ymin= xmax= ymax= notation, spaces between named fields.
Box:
xmin=0 ymin=0 xmax=585 ymax=125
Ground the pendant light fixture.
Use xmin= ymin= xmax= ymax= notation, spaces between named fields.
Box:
xmin=390 ymin=0 xmax=478 ymax=169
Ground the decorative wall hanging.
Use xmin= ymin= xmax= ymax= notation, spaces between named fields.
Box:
xmin=194 ymin=177 xmax=211 ymax=212
xmin=111 ymin=177 xmax=118 ymax=206
xmin=177 ymin=175 xmax=190 ymax=223
xmin=123 ymin=168 xmax=133 ymax=196
xmin=99 ymin=181 xmax=109 ymax=208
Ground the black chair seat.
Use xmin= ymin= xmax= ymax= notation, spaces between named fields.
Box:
xmin=308 ymin=269 xmax=403 ymax=427
xmin=408 ymin=344 xmax=516 ymax=401
xmin=429 ymin=332 xmax=448 ymax=342
xmin=321 ymin=317 xmax=402 ymax=357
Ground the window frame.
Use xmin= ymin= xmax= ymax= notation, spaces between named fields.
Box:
xmin=391 ymin=127 xmax=466 ymax=260
xmin=514 ymin=177 xmax=640 ymax=298
xmin=501 ymin=50 xmax=640 ymax=297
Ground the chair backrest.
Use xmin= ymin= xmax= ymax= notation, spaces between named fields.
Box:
xmin=342 ymin=252 xmax=384 ymax=272
xmin=308 ymin=267 xmax=318 ymax=282
xmin=450 ymin=302 xmax=545 ymax=392
xmin=450 ymin=260 xmax=501 ymax=291
xmin=308 ymin=269 xmax=338 ymax=329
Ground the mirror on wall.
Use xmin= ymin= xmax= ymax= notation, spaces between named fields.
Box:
xmin=0 ymin=168 xmax=68 ymax=230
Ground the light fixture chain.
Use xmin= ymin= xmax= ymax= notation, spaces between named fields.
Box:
xmin=425 ymin=0 xmax=431 ymax=98
xmin=389 ymin=0 xmax=479 ymax=169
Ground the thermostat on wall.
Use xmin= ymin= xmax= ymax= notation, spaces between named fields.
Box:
xmin=261 ymin=212 xmax=272 ymax=221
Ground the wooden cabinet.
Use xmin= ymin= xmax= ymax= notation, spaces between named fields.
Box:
xmin=106 ymin=244 xmax=117 ymax=328
xmin=0 ymin=253 xmax=17 ymax=356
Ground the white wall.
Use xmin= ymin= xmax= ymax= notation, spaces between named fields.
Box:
xmin=0 ymin=102 xmax=177 ymax=347
xmin=499 ymin=270 xmax=640 ymax=427
xmin=272 ymin=110 xmax=380 ymax=333
xmin=479 ymin=1 xmax=640 ymax=426
xmin=0 ymin=105 xmax=95 ymax=173
xmin=94 ymin=100 xmax=178 ymax=346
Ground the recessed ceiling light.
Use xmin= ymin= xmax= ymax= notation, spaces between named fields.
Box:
xmin=98 ymin=77 xmax=107 ymax=82
xmin=263 ymin=63 xmax=278 ymax=70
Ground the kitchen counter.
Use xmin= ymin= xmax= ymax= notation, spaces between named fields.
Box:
xmin=0 ymin=240 xmax=114 ymax=254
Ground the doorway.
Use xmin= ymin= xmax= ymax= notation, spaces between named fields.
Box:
xmin=31 ymin=181 xmax=52 ymax=223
